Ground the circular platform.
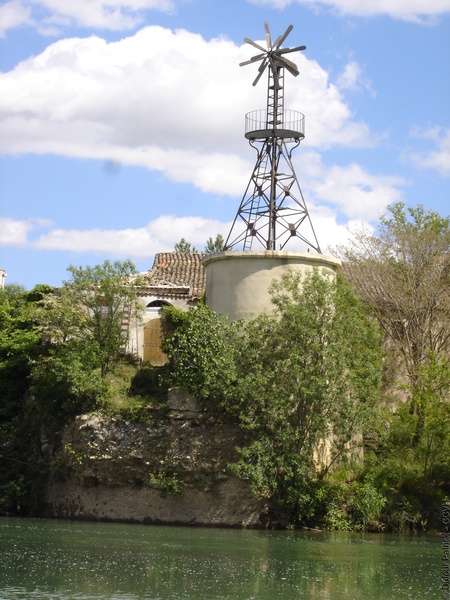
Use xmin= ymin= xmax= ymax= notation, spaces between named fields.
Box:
xmin=245 ymin=128 xmax=305 ymax=141
xmin=245 ymin=109 xmax=305 ymax=142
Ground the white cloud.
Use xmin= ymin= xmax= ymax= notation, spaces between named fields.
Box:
xmin=312 ymin=163 xmax=404 ymax=220
xmin=310 ymin=205 xmax=373 ymax=254
xmin=2 ymin=208 xmax=373 ymax=258
xmin=2 ymin=0 xmax=449 ymax=37
xmin=249 ymin=0 xmax=450 ymax=23
xmin=0 ymin=217 xmax=36 ymax=245
xmin=33 ymin=215 xmax=231 ymax=256
xmin=0 ymin=1 xmax=32 ymax=37
xmin=406 ymin=127 xmax=450 ymax=176
xmin=295 ymin=151 xmax=404 ymax=220
xmin=0 ymin=0 xmax=175 ymax=36
xmin=336 ymin=61 xmax=375 ymax=96
xmin=0 ymin=27 xmax=374 ymax=197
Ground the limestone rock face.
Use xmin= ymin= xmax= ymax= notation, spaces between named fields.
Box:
xmin=43 ymin=412 xmax=267 ymax=528
xmin=167 ymin=387 xmax=201 ymax=417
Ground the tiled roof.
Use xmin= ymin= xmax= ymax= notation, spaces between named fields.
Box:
xmin=137 ymin=253 xmax=206 ymax=299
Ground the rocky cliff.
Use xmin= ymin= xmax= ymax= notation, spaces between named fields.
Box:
xmin=42 ymin=391 xmax=267 ymax=527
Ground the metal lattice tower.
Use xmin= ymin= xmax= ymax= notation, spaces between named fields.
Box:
xmin=225 ymin=23 xmax=321 ymax=252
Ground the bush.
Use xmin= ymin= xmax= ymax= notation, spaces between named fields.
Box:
xmin=350 ymin=481 xmax=386 ymax=530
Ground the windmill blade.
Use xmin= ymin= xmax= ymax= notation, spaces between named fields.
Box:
xmin=274 ymin=24 xmax=293 ymax=49
xmin=278 ymin=45 xmax=306 ymax=55
xmin=244 ymin=37 xmax=267 ymax=53
xmin=239 ymin=53 xmax=266 ymax=67
xmin=252 ymin=60 xmax=268 ymax=86
xmin=280 ymin=55 xmax=299 ymax=71
xmin=264 ymin=22 xmax=272 ymax=48
xmin=283 ymin=63 xmax=299 ymax=77
xmin=272 ymin=34 xmax=282 ymax=48
xmin=275 ymin=55 xmax=299 ymax=76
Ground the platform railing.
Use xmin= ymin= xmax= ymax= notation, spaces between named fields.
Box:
xmin=245 ymin=109 xmax=305 ymax=140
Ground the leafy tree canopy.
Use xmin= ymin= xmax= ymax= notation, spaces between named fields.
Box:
xmin=174 ymin=234 xmax=224 ymax=254
xmin=0 ymin=283 xmax=54 ymax=514
xmin=37 ymin=259 xmax=142 ymax=379
xmin=336 ymin=202 xmax=450 ymax=439
xmin=204 ymin=234 xmax=224 ymax=253
xmin=226 ymin=270 xmax=383 ymax=510
xmin=162 ymin=269 xmax=383 ymax=523
xmin=161 ymin=303 xmax=238 ymax=404
xmin=174 ymin=238 xmax=198 ymax=253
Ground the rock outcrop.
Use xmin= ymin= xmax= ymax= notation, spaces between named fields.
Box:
xmin=43 ymin=399 xmax=267 ymax=528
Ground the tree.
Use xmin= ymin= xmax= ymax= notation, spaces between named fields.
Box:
xmin=161 ymin=303 xmax=238 ymax=404
xmin=38 ymin=260 xmax=141 ymax=378
xmin=174 ymin=234 xmax=224 ymax=254
xmin=0 ymin=284 xmax=48 ymax=418
xmin=225 ymin=270 xmax=382 ymax=516
xmin=337 ymin=203 xmax=450 ymax=439
xmin=403 ymin=352 xmax=450 ymax=479
xmin=204 ymin=234 xmax=224 ymax=254
xmin=174 ymin=238 xmax=198 ymax=253
xmin=0 ymin=284 xmax=53 ymax=515
xmin=161 ymin=270 xmax=383 ymax=524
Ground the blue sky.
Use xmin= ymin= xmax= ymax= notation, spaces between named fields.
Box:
xmin=0 ymin=0 xmax=449 ymax=289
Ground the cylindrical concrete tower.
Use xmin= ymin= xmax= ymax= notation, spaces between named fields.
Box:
xmin=204 ymin=250 xmax=341 ymax=321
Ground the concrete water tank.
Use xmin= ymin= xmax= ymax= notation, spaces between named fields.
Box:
xmin=203 ymin=250 xmax=341 ymax=321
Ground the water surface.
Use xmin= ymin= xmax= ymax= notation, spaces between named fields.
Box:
xmin=0 ymin=517 xmax=441 ymax=599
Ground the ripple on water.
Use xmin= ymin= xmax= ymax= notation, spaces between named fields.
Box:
xmin=0 ymin=519 xmax=442 ymax=600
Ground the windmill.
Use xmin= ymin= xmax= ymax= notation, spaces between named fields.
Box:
xmin=224 ymin=23 xmax=321 ymax=252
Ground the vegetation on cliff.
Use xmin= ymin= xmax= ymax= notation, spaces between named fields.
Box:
xmin=0 ymin=204 xmax=449 ymax=531
xmin=161 ymin=204 xmax=450 ymax=531
xmin=0 ymin=261 xmax=146 ymax=513
xmin=162 ymin=271 xmax=387 ymax=529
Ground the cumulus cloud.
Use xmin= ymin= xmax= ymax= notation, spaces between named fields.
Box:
xmin=0 ymin=1 xmax=32 ymax=37
xmin=406 ymin=126 xmax=450 ymax=177
xmin=0 ymin=0 xmax=175 ymax=36
xmin=249 ymin=0 xmax=450 ymax=23
xmin=33 ymin=215 xmax=231 ymax=256
xmin=2 ymin=0 xmax=449 ymax=37
xmin=311 ymin=163 xmax=404 ymax=220
xmin=0 ymin=26 xmax=374 ymax=196
xmin=3 ymin=204 xmax=382 ymax=258
xmin=293 ymin=151 xmax=404 ymax=221
xmin=336 ymin=61 xmax=375 ymax=96
xmin=0 ymin=217 xmax=35 ymax=245
xmin=0 ymin=216 xmax=54 ymax=246
xmin=310 ymin=205 xmax=373 ymax=254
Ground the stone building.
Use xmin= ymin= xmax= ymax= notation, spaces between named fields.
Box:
xmin=124 ymin=251 xmax=340 ymax=366
xmin=127 ymin=252 xmax=206 ymax=364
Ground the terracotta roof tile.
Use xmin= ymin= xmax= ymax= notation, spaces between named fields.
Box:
xmin=138 ymin=253 xmax=206 ymax=299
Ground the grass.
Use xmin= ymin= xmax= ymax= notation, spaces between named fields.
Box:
xmin=98 ymin=361 xmax=169 ymax=424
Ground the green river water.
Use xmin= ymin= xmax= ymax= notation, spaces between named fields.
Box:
xmin=0 ymin=517 xmax=442 ymax=599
